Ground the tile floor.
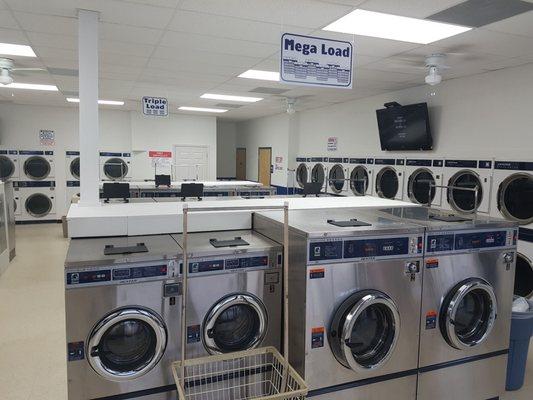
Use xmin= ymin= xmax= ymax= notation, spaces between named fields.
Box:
xmin=0 ymin=224 xmax=532 ymax=400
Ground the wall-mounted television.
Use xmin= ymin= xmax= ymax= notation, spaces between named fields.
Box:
xmin=376 ymin=102 xmax=433 ymax=151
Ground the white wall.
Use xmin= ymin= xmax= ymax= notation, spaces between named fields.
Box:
xmin=0 ymin=103 xmax=217 ymax=217
xmin=216 ymin=121 xmax=237 ymax=178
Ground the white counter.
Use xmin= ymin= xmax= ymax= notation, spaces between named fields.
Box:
xmin=67 ymin=196 xmax=417 ymax=238
xmin=100 ymin=180 xmax=263 ymax=190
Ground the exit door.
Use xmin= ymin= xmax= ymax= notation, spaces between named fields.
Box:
xmin=236 ymin=148 xmax=246 ymax=180
xmin=173 ymin=145 xmax=208 ymax=181
xmin=258 ymin=147 xmax=272 ymax=187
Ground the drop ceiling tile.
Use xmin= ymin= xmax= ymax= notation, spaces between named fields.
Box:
xmin=147 ymin=56 xmax=253 ymax=76
xmin=13 ymin=12 xmax=77 ymax=36
xmin=179 ymin=0 xmax=352 ymax=28
xmin=484 ymin=10 xmax=533 ymax=38
xmin=4 ymin=0 xmax=78 ymax=17
xmin=359 ymin=0 xmax=466 ymax=18
xmin=54 ymin=76 xmax=78 ymax=91
xmin=159 ymin=31 xmax=278 ymax=58
xmin=99 ymin=53 xmax=149 ymax=68
xmin=168 ymin=10 xmax=311 ymax=44
xmin=0 ymin=9 xmax=18 ymax=29
xmin=120 ymin=0 xmax=180 ymax=8
xmin=100 ymin=40 xmax=155 ymax=57
xmin=318 ymin=0 xmax=367 ymax=6
xmin=100 ymin=23 xmax=163 ymax=45
xmin=33 ymin=46 xmax=77 ymax=61
xmin=355 ymin=67 xmax=420 ymax=82
xmin=152 ymin=47 xmax=262 ymax=68
xmin=40 ymin=58 xmax=78 ymax=70
xmin=0 ymin=27 xmax=30 ymax=44
xmin=26 ymin=32 xmax=78 ymax=50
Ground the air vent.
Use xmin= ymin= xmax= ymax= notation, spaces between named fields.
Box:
xmin=428 ymin=0 xmax=533 ymax=28
xmin=215 ymin=103 xmax=243 ymax=109
xmin=48 ymin=67 xmax=79 ymax=76
xmin=249 ymin=87 xmax=289 ymax=95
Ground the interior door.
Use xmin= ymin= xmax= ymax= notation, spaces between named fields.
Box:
xmin=236 ymin=148 xmax=246 ymax=180
xmin=173 ymin=145 xmax=208 ymax=181
xmin=258 ymin=147 xmax=272 ymax=187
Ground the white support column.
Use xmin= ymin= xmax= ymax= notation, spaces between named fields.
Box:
xmin=78 ymin=9 xmax=100 ymax=206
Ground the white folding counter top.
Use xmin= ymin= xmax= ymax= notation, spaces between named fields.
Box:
xmin=100 ymin=180 xmax=263 ymax=189
xmin=67 ymin=196 xmax=416 ymax=238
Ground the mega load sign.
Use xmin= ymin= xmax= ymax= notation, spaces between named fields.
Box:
xmin=280 ymin=33 xmax=353 ymax=88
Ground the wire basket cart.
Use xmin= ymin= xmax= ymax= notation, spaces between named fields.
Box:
xmin=172 ymin=203 xmax=308 ymax=400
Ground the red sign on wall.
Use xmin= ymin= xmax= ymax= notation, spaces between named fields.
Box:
xmin=149 ymin=151 xmax=172 ymax=158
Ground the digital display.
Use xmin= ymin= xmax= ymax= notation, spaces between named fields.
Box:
xmin=66 ymin=270 xmax=111 ymax=285
xmin=225 ymin=256 xmax=269 ymax=269
xmin=455 ymin=231 xmax=507 ymax=250
xmin=344 ymin=237 xmax=409 ymax=259
xmin=189 ymin=260 xmax=224 ymax=273
xmin=376 ymin=103 xmax=432 ymax=151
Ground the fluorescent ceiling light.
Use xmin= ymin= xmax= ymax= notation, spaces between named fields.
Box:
xmin=238 ymin=69 xmax=280 ymax=82
xmin=201 ymin=93 xmax=263 ymax=103
xmin=179 ymin=106 xmax=228 ymax=113
xmin=66 ymin=98 xmax=124 ymax=105
xmin=1 ymin=82 xmax=58 ymax=91
xmin=323 ymin=9 xmax=471 ymax=44
xmin=0 ymin=42 xmax=36 ymax=57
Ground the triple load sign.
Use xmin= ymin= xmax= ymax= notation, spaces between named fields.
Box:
xmin=142 ymin=96 xmax=168 ymax=117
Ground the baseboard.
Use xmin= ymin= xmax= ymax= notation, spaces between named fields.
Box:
xmin=16 ymin=219 xmax=62 ymax=225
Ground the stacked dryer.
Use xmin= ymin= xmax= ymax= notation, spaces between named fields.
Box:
xmin=0 ymin=150 xmax=19 ymax=181
xmin=491 ymin=160 xmax=533 ymax=299
xmin=100 ymin=152 xmax=132 ymax=181
xmin=65 ymin=151 xmax=80 ymax=212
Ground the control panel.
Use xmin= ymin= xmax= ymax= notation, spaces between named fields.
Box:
xmin=308 ymin=235 xmax=423 ymax=264
xmin=65 ymin=260 xmax=179 ymax=288
xmin=188 ymin=252 xmax=278 ymax=275
xmin=426 ymin=229 xmax=517 ymax=254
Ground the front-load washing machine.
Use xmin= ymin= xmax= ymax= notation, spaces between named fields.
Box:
xmin=404 ymin=158 xmax=444 ymax=206
xmin=377 ymin=206 xmax=517 ymax=400
xmin=442 ymin=159 xmax=492 ymax=214
xmin=14 ymin=181 xmax=56 ymax=222
xmin=254 ymin=208 xmax=424 ymax=400
xmin=19 ymin=150 xmax=55 ymax=180
xmin=373 ymin=158 xmax=405 ymax=200
xmin=0 ymin=149 xmax=19 ymax=180
xmin=65 ymin=234 xmax=182 ymax=400
xmin=327 ymin=157 xmax=349 ymax=196
xmin=100 ymin=152 xmax=132 ymax=181
xmin=309 ymin=157 xmax=327 ymax=193
xmin=171 ymin=230 xmax=282 ymax=359
xmin=347 ymin=158 xmax=373 ymax=196
xmin=490 ymin=160 xmax=533 ymax=298
xmin=295 ymin=157 xmax=310 ymax=191
xmin=66 ymin=151 xmax=80 ymax=181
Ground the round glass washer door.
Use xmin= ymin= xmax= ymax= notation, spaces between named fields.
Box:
xmin=329 ymin=291 xmax=400 ymax=372
xmin=87 ymin=308 xmax=167 ymax=382
xmin=375 ymin=167 xmax=399 ymax=199
xmin=498 ymin=173 xmax=533 ymax=225
xmin=440 ymin=278 xmax=497 ymax=350
xmin=311 ymin=164 xmax=325 ymax=188
xmin=296 ymin=163 xmax=308 ymax=188
xmin=24 ymin=156 xmax=50 ymax=180
xmin=0 ymin=156 xmax=15 ymax=179
xmin=70 ymin=157 xmax=80 ymax=179
xmin=104 ymin=158 xmax=128 ymax=180
xmin=203 ymin=293 xmax=267 ymax=355
xmin=408 ymin=168 xmax=436 ymax=205
xmin=25 ymin=193 xmax=52 ymax=218
xmin=447 ymin=170 xmax=483 ymax=213
xmin=514 ymin=253 xmax=533 ymax=299
xmin=350 ymin=166 xmax=369 ymax=196
xmin=329 ymin=164 xmax=345 ymax=194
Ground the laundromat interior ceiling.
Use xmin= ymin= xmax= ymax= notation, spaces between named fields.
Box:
xmin=0 ymin=0 xmax=532 ymax=120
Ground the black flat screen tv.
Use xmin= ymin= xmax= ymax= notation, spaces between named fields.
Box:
xmin=376 ymin=102 xmax=433 ymax=150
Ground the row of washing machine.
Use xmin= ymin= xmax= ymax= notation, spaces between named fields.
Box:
xmin=64 ymin=205 xmax=518 ymax=400
xmin=296 ymin=156 xmax=533 ymax=299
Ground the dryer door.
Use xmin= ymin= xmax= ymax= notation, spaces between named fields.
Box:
xmin=515 ymin=252 xmax=533 ymax=299
xmin=0 ymin=156 xmax=15 ymax=179
xmin=24 ymin=156 xmax=50 ymax=180
xmin=328 ymin=164 xmax=345 ymax=194
xmin=498 ymin=173 xmax=533 ymax=224
xmin=25 ymin=193 xmax=52 ymax=217
xmin=408 ymin=168 xmax=436 ymax=205
xmin=296 ymin=163 xmax=308 ymax=188
xmin=311 ymin=164 xmax=326 ymax=189
xmin=329 ymin=291 xmax=400 ymax=372
xmin=447 ymin=170 xmax=483 ymax=213
xmin=87 ymin=308 xmax=167 ymax=382
xmin=375 ymin=167 xmax=399 ymax=199
xmin=350 ymin=166 xmax=369 ymax=196
xmin=104 ymin=157 xmax=128 ymax=180
xmin=440 ymin=278 xmax=497 ymax=350
xmin=203 ymin=293 xmax=267 ymax=355
xmin=70 ymin=157 xmax=80 ymax=180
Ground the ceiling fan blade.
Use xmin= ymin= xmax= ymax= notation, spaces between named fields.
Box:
xmin=12 ymin=68 xmax=47 ymax=72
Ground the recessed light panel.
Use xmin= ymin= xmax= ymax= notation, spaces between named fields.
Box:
xmin=238 ymin=70 xmax=280 ymax=81
xmin=0 ymin=43 xmax=36 ymax=57
xmin=179 ymin=106 xmax=228 ymax=113
xmin=200 ymin=93 xmax=263 ymax=103
xmin=1 ymin=83 xmax=58 ymax=91
xmin=323 ymin=9 xmax=472 ymax=44
xmin=66 ymin=98 xmax=124 ymax=105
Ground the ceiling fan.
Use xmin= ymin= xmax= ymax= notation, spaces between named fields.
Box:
xmin=0 ymin=57 xmax=47 ymax=85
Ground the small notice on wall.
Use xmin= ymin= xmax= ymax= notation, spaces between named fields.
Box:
xmin=327 ymin=137 xmax=338 ymax=152
xmin=275 ymin=156 xmax=284 ymax=171
xmin=149 ymin=150 xmax=172 ymax=168
xmin=39 ymin=130 xmax=55 ymax=146
xmin=143 ymin=96 xmax=168 ymax=117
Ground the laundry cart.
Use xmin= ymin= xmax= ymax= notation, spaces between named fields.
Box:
xmin=172 ymin=203 xmax=308 ymax=400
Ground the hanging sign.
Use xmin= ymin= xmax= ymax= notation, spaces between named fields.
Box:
xmin=327 ymin=137 xmax=338 ymax=151
xmin=149 ymin=150 xmax=172 ymax=168
xmin=39 ymin=129 xmax=55 ymax=146
xmin=280 ymin=33 xmax=353 ymax=88
xmin=142 ymin=96 xmax=168 ymax=117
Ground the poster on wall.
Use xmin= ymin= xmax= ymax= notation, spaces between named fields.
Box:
xmin=327 ymin=137 xmax=338 ymax=151
xmin=275 ymin=156 xmax=284 ymax=171
xmin=39 ymin=129 xmax=55 ymax=146
xmin=280 ymin=33 xmax=353 ymax=88
xmin=142 ymin=96 xmax=168 ymax=117
xmin=149 ymin=150 xmax=172 ymax=168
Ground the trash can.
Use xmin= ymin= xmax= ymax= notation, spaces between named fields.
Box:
xmin=506 ymin=297 xmax=533 ymax=391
